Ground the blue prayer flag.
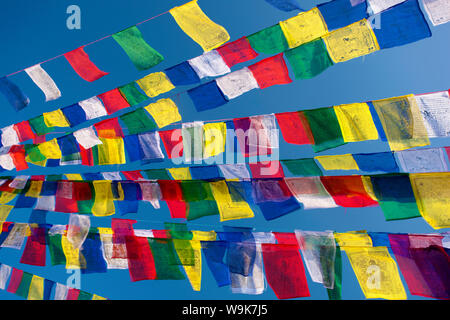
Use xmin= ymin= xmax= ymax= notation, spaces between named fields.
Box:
xmin=0 ymin=76 xmax=29 ymax=111
xmin=164 ymin=61 xmax=200 ymax=86
xmin=187 ymin=81 xmax=228 ymax=112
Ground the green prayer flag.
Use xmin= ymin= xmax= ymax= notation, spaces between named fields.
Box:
xmin=46 ymin=234 xmax=66 ymax=266
xmin=77 ymin=291 xmax=93 ymax=300
xmin=164 ymin=223 xmax=195 ymax=267
xmin=15 ymin=271 xmax=33 ymax=298
xmin=119 ymin=108 xmax=157 ymax=135
xmin=148 ymin=238 xmax=186 ymax=280
xmin=247 ymin=24 xmax=289 ymax=54
xmin=24 ymin=144 xmax=46 ymax=163
xmin=378 ymin=201 xmax=422 ymax=221
xmin=186 ymin=200 xmax=220 ymax=221
xmin=180 ymin=181 xmax=214 ymax=202
xmin=302 ymin=108 xmax=346 ymax=152
xmin=112 ymin=26 xmax=164 ymax=70
xmin=46 ymin=174 xmax=64 ymax=181
xmin=143 ymin=169 xmax=171 ymax=180
xmin=281 ymin=158 xmax=323 ymax=176
xmin=29 ymin=115 xmax=54 ymax=136
xmin=327 ymin=241 xmax=342 ymax=300
xmin=119 ymin=82 xmax=148 ymax=106
xmin=285 ymin=39 xmax=333 ymax=79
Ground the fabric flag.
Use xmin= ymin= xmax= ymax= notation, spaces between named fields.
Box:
xmin=341 ymin=235 xmax=407 ymax=300
xmin=67 ymin=214 xmax=90 ymax=250
xmin=94 ymin=118 xmax=124 ymax=138
xmin=280 ymin=8 xmax=328 ymax=48
xmin=396 ymin=148 xmax=448 ymax=173
xmin=315 ymin=154 xmax=359 ymax=171
xmin=264 ymin=0 xmax=303 ymax=11
xmin=168 ymin=167 xmax=192 ymax=180
xmin=61 ymin=103 xmax=87 ymax=127
xmin=321 ymin=176 xmax=378 ymax=207
xmin=14 ymin=121 xmax=36 ymax=142
xmin=97 ymin=88 xmax=130 ymax=114
xmin=0 ymin=76 xmax=29 ymax=110
xmin=188 ymin=50 xmax=230 ymax=79
xmin=216 ymin=37 xmax=258 ymax=68
xmin=43 ymin=109 xmax=70 ymax=128
xmin=370 ymin=174 xmax=422 ymax=220
xmin=422 ymin=0 xmax=450 ymax=26
xmin=372 ymin=95 xmax=430 ymax=151
xmin=323 ymin=19 xmax=379 ymax=63
xmin=285 ymin=38 xmax=333 ymax=79
xmin=138 ymin=131 xmax=164 ymax=162
xmin=119 ymin=108 xmax=157 ymax=134
xmin=275 ymin=111 xmax=313 ymax=145
xmin=187 ymin=81 xmax=228 ymax=112
xmin=203 ymin=122 xmax=226 ymax=158
xmin=281 ymin=158 xmax=323 ymax=176
xmin=334 ymin=103 xmax=379 ymax=142
xmin=261 ymin=243 xmax=310 ymax=299
xmin=303 ymin=107 xmax=346 ymax=152
xmin=209 ymin=180 xmax=254 ymax=221
xmin=248 ymin=53 xmax=292 ymax=89
xmin=409 ymin=173 xmax=450 ymax=229
xmin=285 ymin=177 xmax=337 ymax=209
xmin=27 ymin=275 xmax=44 ymax=300
xmin=367 ymin=0 xmax=406 ymax=14
xmin=353 ymin=152 xmax=399 ymax=172
xmin=78 ymin=96 xmax=107 ymax=120
xmin=0 ymin=264 xmax=11 ymax=290
xmin=159 ymin=129 xmax=183 ymax=159
xmin=1 ymin=125 xmax=20 ymax=147
xmin=148 ymin=237 xmax=185 ymax=280
xmin=164 ymin=61 xmax=200 ymax=86
xmin=170 ymin=0 xmax=230 ymax=52
xmin=24 ymin=64 xmax=61 ymax=101
xmin=318 ymin=0 xmax=368 ymax=31
xmin=372 ymin=0 xmax=431 ymax=49
xmin=118 ymin=82 xmax=148 ymax=106
xmin=295 ymin=230 xmax=336 ymax=288
xmin=415 ymin=91 xmax=450 ymax=138
xmin=54 ymin=283 xmax=69 ymax=300
xmin=112 ymin=25 xmax=163 ymax=70
xmin=73 ymin=126 xmax=102 ymax=149
xmin=98 ymin=228 xmax=128 ymax=269
xmin=218 ymin=164 xmax=251 ymax=180
xmin=95 ymin=137 xmax=126 ymax=165
xmin=249 ymin=161 xmax=284 ymax=179
xmin=247 ymin=24 xmax=289 ymax=54
xmin=136 ymin=72 xmax=175 ymax=98
xmin=201 ymin=241 xmax=230 ymax=286
xmin=61 ymin=232 xmax=86 ymax=269
xmin=230 ymin=244 xmax=265 ymax=295
xmin=144 ymin=98 xmax=181 ymax=128
xmin=64 ymin=46 xmax=108 ymax=82
xmin=215 ymin=67 xmax=259 ymax=100
xmin=28 ymin=115 xmax=54 ymax=136
xmin=20 ymin=225 xmax=46 ymax=266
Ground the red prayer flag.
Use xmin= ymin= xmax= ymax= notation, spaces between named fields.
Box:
xmin=249 ymin=161 xmax=285 ymax=179
xmin=166 ymin=200 xmax=187 ymax=219
xmin=216 ymin=37 xmax=259 ymax=68
xmin=248 ymin=53 xmax=292 ymax=89
xmin=55 ymin=197 xmax=78 ymax=213
xmin=159 ymin=129 xmax=183 ymax=159
xmin=122 ymin=170 xmax=144 ymax=181
xmin=20 ymin=227 xmax=46 ymax=266
xmin=72 ymin=182 xmax=92 ymax=201
xmin=261 ymin=243 xmax=310 ymax=299
xmin=66 ymin=288 xmax=80 ymax=300
xmin=273 ymin=232 xmax=298 ymax=247
xmin=158 ymin=180 xmax=184 ymax=201
xmin=9 ymin=145 xmax=28 ymax=171
xmin=13 ymin=121 xmax=36 ymax=142
xmin=94 ymin=117 xmax=124 ymax=138
xmin=79 ymin=145 xmax=94 ymax=166
xmin=320 ymin=176 xmax=378 ymax=207
xmin=97 ymin=88 xmax=130 ymax=114
xmin=64 ymin=46 xmax=108 ymax=82
xmin=6 ymin=268 xmax=23 ymax=294
xmin=275 ymin=112 xmax=313 ymax=145
xmin=152 ymin=229 xmax=169 ymax=239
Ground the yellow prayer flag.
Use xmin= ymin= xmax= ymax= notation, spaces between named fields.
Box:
xmin=372 ymin=95 xmax=430 ymax=151
xmin=209 ymin=180 xmax=254 ymax=221
xmin=91 ymin=181 xmax=115 ymax=217
xmin=192 ymin=230 xmax=216 ymax=241
xmin=137 ymin=72 xmax=175 ymax=98
xmin=334 ymin=231 xmax=372 ymax=248
xmin=61 ymin=233 xmax=87 ymax=269
xmin=97 ymin=137 xmax=126 ymax=165
xmin=92 ymin=294 xmax=107 ymax=300
xmin=38 ymin=138 xmax=62 ymax=159
xmin=97 ymin=227 xmax=114 ymax=235
xmin=43 ymin=109 xmax=70 ymax=127
xmin=280 ymin=7 xmax=328 ymax=48
xmin=27 ymin=275 xmax=44 ymax=300
xmin=334 ymin=103 xmax=379 ymax=142
xmin=361 ymin=176 xmax=378 ymax=201
xmin=144 ymin=98 xmax=181 ymax=128
xmin=170 ymin=0 xmax=230 ymax=51
xmin=323 ymin=19 xmax=380 ymax=63
xmin=168 ymin=167 xmax=192 ymax=180
xmin=315 ymin=154 xmax=359 ymax=170
xmin=409 ymin=173 xmax=450 ymax=229
xmin=203 ymin=122 xmax=226 ymax=158
xmin=65 ymin=174 xmax=83 ymax=180
xmin=0 ymin=204 xmax=13 ymax=221
xmin=0 ymin=191 xmax=18 ymax=204
xmin=26 ymin=181 xmax=43 ymax=198
xmin=179 ymin=240 xmax=202 ymax=291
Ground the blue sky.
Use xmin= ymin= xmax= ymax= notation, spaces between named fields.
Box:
xmin=0 ymin=0 xmax=448 ymax=300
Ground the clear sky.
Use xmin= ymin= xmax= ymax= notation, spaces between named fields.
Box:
xmin=0 ymin=0 xmax=448 ymax=300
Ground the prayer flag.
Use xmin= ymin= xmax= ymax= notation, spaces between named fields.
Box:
xmin=43 ymin=109 xmax=70 ymax=128
xmin=318 ymin=0 xmax=368 ymax=31
xmin=188 ymin=50 xmax=230 ymax=79
xmin=248 ymin=53 xmax=292 ymax=89
xmin=95 ymin=137 xmax=126 ymax=165
xmin=247 ymin=24 xmax=289 ymax=54
xmin=321 ymin=176 xmax=378 ymax=207
xmin=97 ymin=88 xmax=130 ymax=114
xmin=27 ymin=275 xmax=44 ymax=300
xmin=209 ymin=180 xmax=254 ymax=221
xmin=144 ymin=98 xmax=181 ymax=128
xmin=353 ymin=152 xmax=399 ymax=172
xmin=118 ymin=82 xmax=148 ymax=106
xmin=61 ymin=103 xmax=87 ymax=127
xmin=334 ymin=103 xmax=379 ymax=142
xmin=159 ymin=129 xmax=183 ymax=159
xmin=170 ymin=0 xmax=230 ymax=51
xmin=216 ymin=37 xmax=258 ymax=68
xmin=78 ymin=96 xmax=107 ymax=120
xmin=119 ymin=108 xmax=157 ymax=134
xmin=249 ymin=161 xmax=284 ymax=179
xmin=164 ymin=61 xmax=200 ymax=86
xmin=215 ymin=67 xmax=259 ymax=100
xmin=415 ymin=91 xmax=450 ymax=138
xmin=64 ymin=46 xmax=108 ymax=82
xmin=422 ymin=0 xmax=450 ymax=26
xmin=315 ymin=154 xmax=359 ymax=171
xmin=136 ymin=72 xmax=175 ymax=98
xmin=367 ymin=0 xmax=406 ymax=14
xmin=203 ymin=122 xmax=226 ymax=158
xmin=0 ymin=76 xmax=29 ymax=110
xmin=73 ymin=126 xmax=102 ymax=149
xmin=25 ymin=64 xmax=61 ymax=101
xmin=187 ymin=81 xmax=228 ymax=111
xmin=285 ymin=177 xmax=337 ymax=209
xmin=281 ymin=159 xmax=323 ymax=176
xmin=396 ymin=148 xmax=448 ymax=173
xmin=275 ymin=111 xmax=314 ymax=145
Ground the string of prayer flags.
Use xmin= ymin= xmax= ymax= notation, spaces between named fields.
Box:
xmin=24 ymin=65 xmax=61 ymax=102
xmin=0 ymin=77 xmax=29 ymax=111
xmin=371 ymin=0 xmax=431 ymax=49
xmin=422 ymin=0 xmax=450 ymax=26
xmin=112 ymin=26 xmax=164 ymax=71
xmin=63 ymin=46 xmax=108 ymax=82
xmin=169 ymin=0 xmax=230 ymax=52
xmin=264 ymin=0 xmax=303 ymax=12
xmin=317 ymin=0 xmax=368 ymax=31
